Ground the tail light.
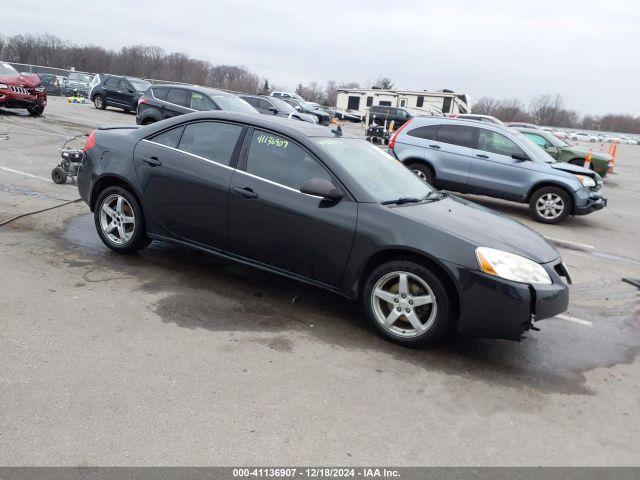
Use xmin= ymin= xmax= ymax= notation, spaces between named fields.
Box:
xmin=388 ymin=118 xmax=413 ymax=149
xmin=138 ymin=97 xmax=149 ymax=105
xmin=83 ymin=130 xmax=96 ymax=151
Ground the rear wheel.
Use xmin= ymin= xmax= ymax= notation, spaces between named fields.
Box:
xmin=408 ymin=162 xmax=434 ymax=184
xmin=363 ymin=260 xmax=451 ymax=348
xmin=94 ymin=186 xmax=150 ymax=253
xmin=529 ymin=186 xmax=572 ymax=224
xmin=93 ymin=94 xmax=106 ymax=110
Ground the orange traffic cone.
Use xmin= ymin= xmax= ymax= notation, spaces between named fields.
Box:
xmin=609 ymin=143 xmax=618 ymax=173
xmin=584 ymin=148 xmax=592 ymax=169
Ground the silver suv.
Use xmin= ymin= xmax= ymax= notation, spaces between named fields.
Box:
xmin=388 ymin=117 xmax=606 ymax=224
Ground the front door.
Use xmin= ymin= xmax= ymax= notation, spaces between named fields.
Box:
xmin=133 ymin=120 xmax=245 ymax=249
xmin=467 ymin=128 xmax=533 ymax=201
xmin=228 ymin=129 xmax=357 ymax=287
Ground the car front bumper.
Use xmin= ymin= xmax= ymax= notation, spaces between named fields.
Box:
xmin=574 ymin=192 xmax=607 ymax=215
xmin=442 ymin=259 xmax=570 ymax=340
xmin=0 ymin=90 xmax=47 ymax=108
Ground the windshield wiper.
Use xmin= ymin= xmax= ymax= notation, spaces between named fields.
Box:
xmin=381 ymin=197 xmax=422 ymax=205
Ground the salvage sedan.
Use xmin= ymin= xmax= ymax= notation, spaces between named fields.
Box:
xmin=77 ymin=112 xmax=570 ymax=347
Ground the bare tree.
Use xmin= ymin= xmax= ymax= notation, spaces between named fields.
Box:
xmin=374 ymin=77 xmax=394 ymax=89
xmin=472 ymin=97 xmax=499 ymax=115
xmin=325 ymin=80 xmax=338 ymax=106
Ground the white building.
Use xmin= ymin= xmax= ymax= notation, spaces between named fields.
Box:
xmin=336 ymin=88 xmax=470 ymax=116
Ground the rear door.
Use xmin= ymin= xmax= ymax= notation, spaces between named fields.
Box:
xmin=428 ymin=124 xmax=476 ymax=191
xmin=164 ymin=88 xmax=193 ymax=119
xmin=133 ymin=120 xmax=245 ymax=249
xmin=227 ymin=129 xmax=357 ymax=287
xmin=467 ymin=127 xmax=533 ymax=200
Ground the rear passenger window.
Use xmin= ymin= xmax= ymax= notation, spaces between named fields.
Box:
xmin=166 ymin=88 xmax=190 ymax=107
xmin=242 ymin=96 xmax=259 ymax=107
xmin=477 ymin=129 xmax=526 ymax=157
xmin=149 ymin=126 xmax=184 ymax=148
xmin=246 ymin=130 xmax=331 ymax=190
xmin=436 ymin=125 xmax=476 ymax=148
xmin=152 ymin=87 xmax=169 ymax=100
xmin=178 ymin=122 xmax=243 ymax=166
xmin=408 ymin=125 xmax=438 ymax=140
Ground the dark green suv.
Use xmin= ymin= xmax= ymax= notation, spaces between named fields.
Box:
xmin=515 ymin=127 xmax=613 ymax=178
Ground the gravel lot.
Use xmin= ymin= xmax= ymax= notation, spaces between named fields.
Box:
xmin=1 ymin=97 xmax=639 ymax=466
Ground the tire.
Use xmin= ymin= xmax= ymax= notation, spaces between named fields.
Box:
xmin=94 ymin=186 xmax=151 ymax=253
xmin=408 ymin=162 xmax=434 ymax=184
xmin=27 ymin=104 xmax=45 ymax=116
xmin=363 ymin=260 xmax=451 ymax=348
xmin=93 ymin=95 xmax=106 ymax=110
xmin=51 ymin=167 xmax=67 ymax=184
xmin=529 ymin=186 xmax=572 ymax=224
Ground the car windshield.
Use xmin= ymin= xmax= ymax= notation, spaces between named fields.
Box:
xmin=313 ymin=138 xmax=436 ymax=203
xmin=210 ymin=95 xmax=257 ymax=114
xmin=128 ymin=78 xmax=151 ymax=92
xmin=269 ymin=97 xmax=296 ymax=114
xmin=0 ymin=63 xmax=18 ymax=76
xmin=512 ymin=132 xmax=556 ymax=163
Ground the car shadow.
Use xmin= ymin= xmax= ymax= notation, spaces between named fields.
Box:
xmin=57 ymin=212 xmax=640 ymax=397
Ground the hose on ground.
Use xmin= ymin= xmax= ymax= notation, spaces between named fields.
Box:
xmin=0 ymin=198 xmax=82 ymax=227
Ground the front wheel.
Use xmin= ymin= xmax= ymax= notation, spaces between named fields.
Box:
xmin=363 ymin=260 xmax=451 ymax=348
xmin=529 ymin=186 xmax=572 ymax=224
xmin=27 ymin=104 xmax=45 ymax=116
xmin=94 ymin=186 xmax=151 ymax=253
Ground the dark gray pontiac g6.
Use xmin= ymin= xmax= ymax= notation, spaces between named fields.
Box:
xmin=76 ymin=111 xmax=570 ymax=347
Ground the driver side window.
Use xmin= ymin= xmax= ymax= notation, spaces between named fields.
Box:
xmin=245 ymin=130 xmax=332 ymax=190
xmin=477 ymin=129 xmax=526 ymax=157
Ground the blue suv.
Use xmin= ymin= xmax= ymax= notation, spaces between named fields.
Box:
xmin=388 ymin=117 xmax=607 ymax=224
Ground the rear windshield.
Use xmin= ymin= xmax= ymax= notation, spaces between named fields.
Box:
xmin=0 ymin=63 xmax=18 ymax=76
xmin=210 ymin=95 xmax=258 ymax=114
xmin=128 ymin=78 xmax=151 ymax=92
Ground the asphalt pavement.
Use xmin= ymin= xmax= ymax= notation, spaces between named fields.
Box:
xmin=0 ymin=98 xmax=639 ymax=465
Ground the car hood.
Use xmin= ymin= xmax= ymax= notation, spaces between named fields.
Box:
xmin=0 ymin=72 xmax=41 ymax=87
xmin=309 ymin=109 xmax=330 ymax=118
xmin=549 ymin=162 xmax=596 ymax=177
xmin=395 ymin=195 xmax=559 ymax=264
xmin=564 ymin=146 xmax=611 ymax=161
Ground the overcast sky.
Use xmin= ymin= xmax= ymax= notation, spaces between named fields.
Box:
xmin=4 ymin=0 xmax=639 ymax=115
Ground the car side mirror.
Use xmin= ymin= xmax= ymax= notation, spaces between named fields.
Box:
xmin=269 ymin=106 xmax=278 ymax=114
xmin=511 ymin=153 xmax=531 ymax=161
xmin=300 ymin=178 xmax=343 ymax=201
xmin=295 ymin=106 xmax=302 ymax=111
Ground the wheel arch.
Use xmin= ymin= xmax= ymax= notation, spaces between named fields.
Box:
xmin=354 ymin=247 xmax=461 ymax=322
xmin=90 ymin=174 xmax=143 ymax=213
xmin=526 ymin=181 xmax=575 ymax=213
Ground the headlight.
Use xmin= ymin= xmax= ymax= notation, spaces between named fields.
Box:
xmin=575 ymin=174 xmax=596 ymax=188
xmin=475 ymin=247 xmax=552 ymax=285
xmin=34 ymin=86 xmax=45 ymax=93
xmin=0 ymin=83 xmax=8 ymax=90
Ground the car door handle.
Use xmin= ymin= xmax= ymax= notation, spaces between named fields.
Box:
xmin=428 ymin=144 xmax=441 ymax=149
xmin=233 ymin=186 xmax=258 ymax=199
xmin=141 ymin=156 xmax=162 ymax=167
xmin=475 ymin=154 xmax=489 ymax=159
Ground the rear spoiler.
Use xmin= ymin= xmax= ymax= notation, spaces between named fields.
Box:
xmin=97 ymin=125 xmax=141 ymax=131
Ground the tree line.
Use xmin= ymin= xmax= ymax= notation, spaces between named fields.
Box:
xmin=473 ymin=94 xmax=640 ymax=134
xmin=1 ymin=33 xmax=636 ymax=132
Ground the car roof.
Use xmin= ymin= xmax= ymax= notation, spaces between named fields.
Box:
xmin=514 ymin=127 xmax=548 ymax=135
xmin=147 ymin=110 xmax=356 ymax=138
xmin=405 ymin=116 xmax=510 ymax=131
xmin=150 ymin=84 xmax=234 ymax=96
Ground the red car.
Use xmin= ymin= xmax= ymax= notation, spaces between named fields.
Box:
xmin=0 ymin=62 xmax=47 ymax=116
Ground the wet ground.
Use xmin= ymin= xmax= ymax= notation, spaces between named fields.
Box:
xmin=1 ymin=98 xmax=639 ymax=465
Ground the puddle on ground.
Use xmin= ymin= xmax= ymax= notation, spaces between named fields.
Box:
xmin=56 ymin=212 xmax=640 ymax=396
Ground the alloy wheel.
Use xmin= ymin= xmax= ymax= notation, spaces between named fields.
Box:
xmin=536 ymin=193 xmax=565 ymax=220
xmin=370 ymin=271 xmax=438 ymax=338
xmin=413 ymin=169 xmax=428 ymax=182
xmin=99 ymin=194 xmax=135 ymax=245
